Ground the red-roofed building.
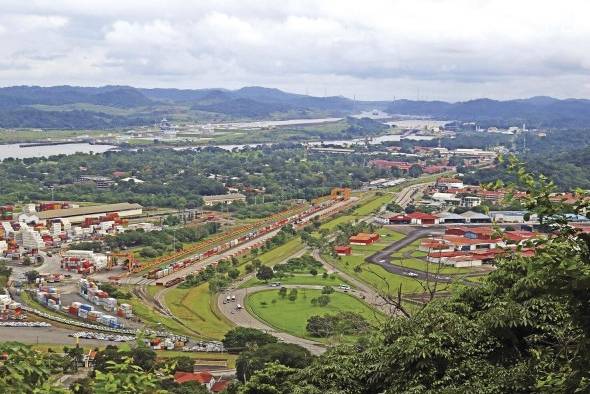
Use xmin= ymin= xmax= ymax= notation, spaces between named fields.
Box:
xmin=334 ymin=245 xmax=352 ymax=256
xmin=477 ymin=190 xmax=506 ymax=204
xmin=349 ymin=233 xmax=380 ymax=245
xmin=211 ymin=380 xmax=232 ymax=393
xmin=174 ymin=371 xmax=215 ymax=390
xmin=445 ymin=255 xmax=484 ymax=267
xmin=423 ymin=165 xmax=456 ymax=174
xmin=369 ymin=160 xmax=414 ymax=172
xmin=503 ymin=231 xmax=539 ymax=244
xmin=388 ymin=214 xmax=411 ymax=224
xmin=406 ymin=212 xmax=439 ymax=225
xmin=442 ymin=235 xmax=499 ymax=251
xmin=420 ymin=239 xmax=453 ymax=252
xmin=445 ymin=226 xmax=494 ymax=240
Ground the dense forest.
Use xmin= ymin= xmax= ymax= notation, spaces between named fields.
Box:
xmin=0 ymin=145 xmax=394 ymax=207
xmin=387 ymin=96 xmax=590 ymax=128
xmin=464 ymin=143 xmax=590 ymax=190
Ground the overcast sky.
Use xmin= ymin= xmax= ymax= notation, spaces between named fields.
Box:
xmin=1 ymin=0 xmax=589 ymax=101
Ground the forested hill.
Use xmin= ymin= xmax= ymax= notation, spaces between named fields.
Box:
xmin=464 ymin=144 xmax=590 ymax=190
xmin=387 ymin=96 xmax=590 ymax=128
xmin=0 ymin=85 xmax=385 ymax=129
xmin=2 ymin=85 xmax=590 ymax=129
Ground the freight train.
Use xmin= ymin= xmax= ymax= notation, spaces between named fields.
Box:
xmin=144 ymin=199 xmax=341 ymax=283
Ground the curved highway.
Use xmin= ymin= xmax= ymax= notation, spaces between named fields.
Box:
xmin=366 ymin=227 xmax=451 ymax=282
xmin=217 ymin=285 xmax=328 ymax=355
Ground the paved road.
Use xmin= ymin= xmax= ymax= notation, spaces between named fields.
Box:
xmin=366 ymin=227 xmax=450 ymax=282
xmin=395 ymin=182 xmax=433 ymax=208
xmin=217 ymin=285 xmax=327 ymax=355
xmin=312 ymin=250 xmax=401 ymax=316
xmin=0 ymin=326 xmax=123 ymax=347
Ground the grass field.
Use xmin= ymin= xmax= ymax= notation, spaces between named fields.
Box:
xmin=320 ymin=227 xmax=431 ymax=294
xmin=411 ymin=250 xmax=429 ymax=258
xmin=392 ymin=258 xmax=474 ymax=275
xmin=352 ymin=193 xmax=393 ymax=216
xmin=246 ymin=289 xmax=383 ymax=341
xmin=319 ymin=192 xmax=390 ymax=231
xmin=238 ymin=237 xmax=305 ymax=274
xmin=325 ymin=253 xmax=427 ymax=294
xmin=146 ymin=285 xmax=161 ymax=298
xmin=126 ymin=297 xmax=196 ymax=337
xmin=163 ymin=284 xmax=233 ymax=340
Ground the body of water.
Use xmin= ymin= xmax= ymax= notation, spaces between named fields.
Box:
xmin=0 ymin=143 xmax=117 ymax=161
xmin=0 ymin=131 xmax=436 ymax=159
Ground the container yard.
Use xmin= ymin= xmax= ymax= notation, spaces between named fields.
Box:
xmin=0 ymin=294 xmax=23 ymax=320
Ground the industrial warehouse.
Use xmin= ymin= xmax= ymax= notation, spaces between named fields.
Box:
xmin=34 ymin=203 xmax=143 ymax=224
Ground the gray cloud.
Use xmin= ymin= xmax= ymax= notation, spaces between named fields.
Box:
xmin=0 ymin=0 xmax=589 ymax=100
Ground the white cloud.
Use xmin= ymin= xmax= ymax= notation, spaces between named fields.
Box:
xmin=0 ymin=0 xmax=589 ymax=100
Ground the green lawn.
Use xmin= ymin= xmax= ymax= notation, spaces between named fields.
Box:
xmin=319 ymin=192 xmax=385 ymax=231
xmin=246 ymin=289 xmax=383 ymax=341
xmin=238 ymin=237 xmax=305 ymax=274
xmin=326 ymin=253 xmax=427 ymax=294
xmin=164 ymin=284 xmax=233 ymax=340
xmin=392 ymin=258 xmax=474 ymax=275
xmin=352 ymin=194 xmax=393 ymax=216
xmin=319 ymin=226 xmax=431 ymax=295
xmin=411 ymin=250 xmax=428 ymax=258
xmin=125 ymin=297 xmax=196 ymax=337
xmin=146 ymin=285 xmax=161 ymax=298
xmin=320 ymin=214 xmax=357 ymax=231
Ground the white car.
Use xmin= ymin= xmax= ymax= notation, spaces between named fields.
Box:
xmin=405 ymin=271 xmax=418 ymax=277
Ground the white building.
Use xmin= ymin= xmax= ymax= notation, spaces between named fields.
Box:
xmin=460 ymin=196 xmax=482 ymax=208
xmin=489 ymin=211 xmax=537 ymax=223
xmin=436 ymin=178 xmax=464 ymax=190
xmin=17 ymin=225 xmax=45 ymax=250
xmin=432 ymin=192 xmax=461 ymax=205
xmin=64 ymin=250 xmax=108 ymax=270
xmin=1 ymin=222 xmax=14 ymax=238
xmin=202 ymin=193 xmax=247 ymax=206
xmin=51 ymin=222 xmax=62 ymax=237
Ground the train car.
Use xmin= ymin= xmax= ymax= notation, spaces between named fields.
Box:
xmin=147 ymin=269 xmax=161 ymax=280
xmin=164 ymin=277 xmax=184 ymax=288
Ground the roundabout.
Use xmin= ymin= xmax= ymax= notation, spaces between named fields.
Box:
xmin=216 ymin=284 xmax=384 ymax=355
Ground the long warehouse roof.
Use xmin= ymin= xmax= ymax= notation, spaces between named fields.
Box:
xmin=37 ymin=203 xmax=143 ymax=219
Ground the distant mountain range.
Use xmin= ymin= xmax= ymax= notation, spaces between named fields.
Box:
xmin=0 ymin=85 xmax=589 ymax=129
xmin=386 ymin=96 xmax=590 ymax=128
